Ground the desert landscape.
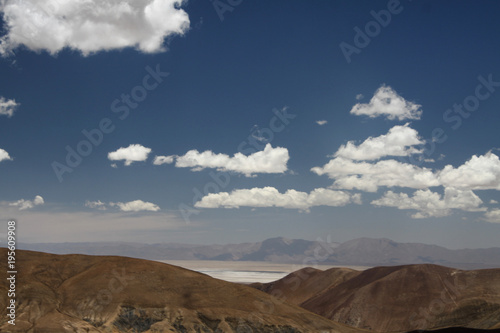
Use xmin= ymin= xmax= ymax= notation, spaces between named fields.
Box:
xmin=1 ymin=247 xmax=500 ymax=333
xmin=2 ymin=1 xmax=500 ymax=333
xmin=0 ymin=248 xmax=362 ymax=333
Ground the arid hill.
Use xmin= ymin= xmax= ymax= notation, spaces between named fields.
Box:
xmin=250 ymin=267 xmax=360 ymax=305
xmin=0 ymin=248 xmax=362 ymax=333
xmin=407 ymin=328 xmax=500 ymax=333
xmin=253 ymin=264 xmax=500 ymax=332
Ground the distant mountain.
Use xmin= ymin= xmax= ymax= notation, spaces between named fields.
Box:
xmin=4 ymin=248 xmax=500 ymax=333
xmin=325 ymin=237 xmax=500 ymax=269
xmin=0 ymin=248 xmax=360 ymax=333
xmin=19 ymin=237 xmax=500 ymax=269
xmin=253 ymin=264 xmax=500 ymax=332
xmin=18 ymin=237 xmax=340 ymax=264
xmin=240 ymin=237 xmax=335 ymax=262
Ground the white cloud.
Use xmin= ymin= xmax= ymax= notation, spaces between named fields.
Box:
xmin=438 ymin=152 xmax=500 ymax=190
xmin=334 ymin=123 xmax=424 ymax=161
xmin=33 ymin=196 xmax=44 ymax=205
xmin=195 ymin=186 xmax=360 ymax=212
xmin=108 ymin=144 xmax=152 ymax=166
xmin=356 ymin=94 xmax=364 ymax=100
xmin=0 ymin=148 xmax=12 ymax=163
xmin=316 ymin=120 xmax=328 ymax=126
xmin=350 ymin=85 xmax=422 ymax=120
xmin=85 ymin=200 xmax=107 ymax=210
xmin=484 ymin=209 xmax=500 ymax=223
xmin=0 ymin=97 xmax=19 ymax=117
xmin=0 ymin=0 xmax=190 ymax=56
xmin=110 ymin=200 xmax=160 ymax=212
xmin=153 ymin=155 xmax=175 ymax=165
xmin=174 ymin=143 xmax=289 ymax=177
xmin=490 ymin=200 xmax=498 ymax=204
xmin=372 ymin=188 xmax=485 ymax=218
xmin=9 ymin=195 xmax=44 ymax=210
xmin=86 ymin=199 xmax=160 ymax=212
xmin=312 ymin=130 xmax=500 ymax=195
xmin=311 ymin=157 xmax=439 ymax=192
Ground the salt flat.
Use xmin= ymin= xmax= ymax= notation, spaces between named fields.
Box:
xmin=157 ymin=260 xmax=371 ymax=283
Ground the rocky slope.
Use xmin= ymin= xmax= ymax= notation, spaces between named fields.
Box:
xmin=250 ymin=267 xmax=360 ymax=305
xmin=253 ymin=264 xmax=500 ymax=332
xmin=0 ymin=248 xmax=362 ymax=333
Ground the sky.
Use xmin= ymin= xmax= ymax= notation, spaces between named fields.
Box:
xmin=1 ymin=0 xmax=500 ymax=249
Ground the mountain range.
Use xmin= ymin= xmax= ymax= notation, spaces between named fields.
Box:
xmin=20 ymin=237 xmax=500 ymax=269
xmin=1 ymin=248 xmax=500 ymax=332
xmin=251 ymin=265 xmax=500 ymax=332
xmin=0 ymin=248 xmax=362 ymax=333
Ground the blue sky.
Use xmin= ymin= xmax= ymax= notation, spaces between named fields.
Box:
xmin=1 ymin=0 xmax=500 ymax=248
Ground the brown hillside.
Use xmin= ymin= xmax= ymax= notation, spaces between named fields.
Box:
xmin=300 ymin=264 xmax=500 ymax=332
xmin=0 ymin=248 xmax=363 ymax=333
xmin=250 ymin=267 xmax=360 ymax=305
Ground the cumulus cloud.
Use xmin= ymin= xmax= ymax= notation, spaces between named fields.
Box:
xmin=311 ymin=124 xmax=434 ymax=191
xmin=314 ymin=153 xmax=500 ymax=193
xmin=312 ymin=128 xmax=500 ymax=195
xmin=356 ymin=94 xmax=364 ymax=100
xmin=490 ymin=200 xmax=498 ymax=204
xmin=334 ymin=123 xmax=424 ymax=161
xmin=85 ymin=200 xmax=107 ymax=210
xmin=312 ymin=157 xmax=439 ymax=192
xmin=0 ymin=0 xmax=190 ymax=56
xmin=372 ymin=188 xmax=485 ymax=218
xmin=316 ymin=120 xmax=328 ymax=126
xmin=110 ymin=200 xmax=160 ymax=212
xmin=0 ymin=97 xmax=19 ymax=117
xmin=484 ymin=209 xmax=500 ymax=223
xmin=195 ymin=186 xmax=360 ymax=212
xmin=108 ymin=144 xmax=152 ymax=166
xmin=86 ymin=199 xmax=160 ymax=212
xmin=350 ymin=85 xmax=422 ymax=120
xmin=153 ymin=155 xmax=175 ymax=165
xmin=0 ymin=148 xmax=12 ymax=163
xmin=438 ymin=152 xmax=500 ymax=190
xmin=173 ymin=143 xmax=289 ymax=177
xmin=9 ymin=195 xmax=44 ymax=210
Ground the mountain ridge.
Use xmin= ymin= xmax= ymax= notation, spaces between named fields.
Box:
xmin=252 ymin=263 xmax=500 ymax=332
xmin=0 ymin=248 xmax=362 ymax=333
xmin=19 ymin=237 xmax=500 ymax=269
